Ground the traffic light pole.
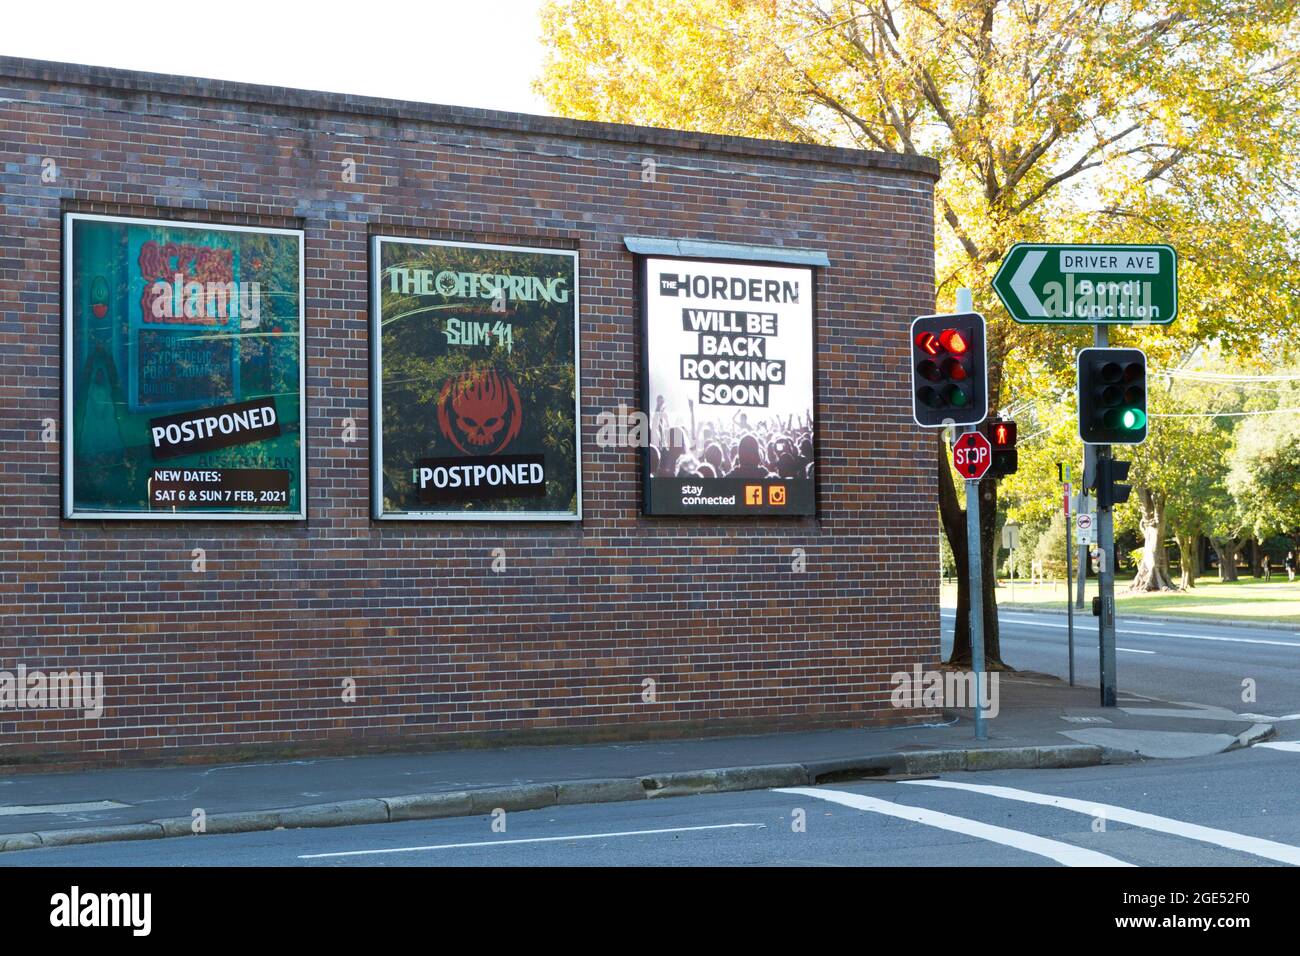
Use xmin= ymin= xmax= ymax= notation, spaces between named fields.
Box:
xmin=1076 ymin=446 xmax=1091 ymax=611
xmin=1065 ymin=494 xmax=1075 ymax=687
xmin=956 ymin=288 xmax=987 ymax=740
xmin=966 ymin=428 xmax=987 ymax=740
xmin=1094 ymin=325 xmax=1118 ymax=707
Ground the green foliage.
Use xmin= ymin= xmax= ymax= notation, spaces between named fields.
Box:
xmin=538 ymin=0 xmax=1300 ymax=413
xmin=535 ymin=0 xmax=1300 ymax=557
xmin=1033 ymin=512 xmax=1069 ymax=579
xmin=1229 ymin=413 xmax=1300 ymax=538
xmin=1117 ymin=376 xmax=1234 ymax=542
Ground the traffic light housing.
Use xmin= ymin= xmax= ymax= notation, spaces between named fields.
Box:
xmin=1096 ymin=457 xmax=1132 ymax=509
xmin=1078 ymin=347 xmax=1147 ymax=444
xmin=910 ymin=312 xmax=988 ymax=427
xmin=984 ymin=417 xmax=1018 ymax=477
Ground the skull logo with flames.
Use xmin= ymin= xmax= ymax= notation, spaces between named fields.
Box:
xmin=437 ymin=367 xmax=523 ymax=455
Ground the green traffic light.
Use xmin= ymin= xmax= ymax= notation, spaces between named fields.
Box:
xmin=1122 ymin=408 xmax=1147 ymax=430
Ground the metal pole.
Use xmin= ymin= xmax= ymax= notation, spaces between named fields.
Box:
xmin=966 ymin=439 xmax=986 ymax=740
xmin=1076 ymin=448 xmax=1091 ymax=610
xmin=955 ymin=287 xmax=986 ymax=740
xmin=1094 ymin=324 xmax=1117 ymax=706
xmin=1066 ymin=487 xmax=1075 ymax=686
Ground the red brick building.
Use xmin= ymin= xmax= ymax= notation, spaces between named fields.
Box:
xmin=0 ymin=57 xmax=940 ymax=767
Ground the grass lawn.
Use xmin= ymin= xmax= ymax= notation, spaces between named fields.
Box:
xmin=939 ymin=576 xmax=1300 ymax=625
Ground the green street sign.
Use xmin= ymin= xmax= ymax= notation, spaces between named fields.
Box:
xmin=992 ymin=243 xmax=1177 ymax=325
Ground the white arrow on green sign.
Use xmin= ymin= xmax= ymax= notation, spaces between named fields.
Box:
xmin=992 ymin=243 xmax=1177 ymax=325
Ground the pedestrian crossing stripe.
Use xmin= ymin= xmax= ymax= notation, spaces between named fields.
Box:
xmin=901 ymin=779 xmax=1300 ymax=865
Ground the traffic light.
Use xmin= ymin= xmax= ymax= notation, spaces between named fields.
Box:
xmin=1078 ymin=347 xmax=1147 ymax=444
xmin=1096 ymin=457 xmax=1132 ymax=509
xmin=910 ymin=312 xmax=988 ymax=427
xmin=984 ymin=417 xmax=1018 ymax=477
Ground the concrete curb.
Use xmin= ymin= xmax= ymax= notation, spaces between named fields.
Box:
xmin=0 ymin=743 xmax=1114 ymax=855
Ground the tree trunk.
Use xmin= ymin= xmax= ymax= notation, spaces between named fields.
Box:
xmin=937 ymin=431 xmax=969 ymax=656
xmin=1210 ymin=537 xmax=1242 ymax=582
xmin=1129 ymin=487 xmax=1176 ymax=591
xmin=1174 ymin=529 xmax=1199 ymax=590
xmin=937 ymin=432 xmax=1006 ymax=670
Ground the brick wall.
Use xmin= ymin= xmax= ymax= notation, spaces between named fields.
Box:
xmin=0 ymin=57 xmax=941 ymax=768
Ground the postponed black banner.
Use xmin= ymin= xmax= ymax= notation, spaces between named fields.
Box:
xmin=148 ymin=397 xmax=281 ymax=461
xmin=415 ymin=454 xmax=547 ymax=503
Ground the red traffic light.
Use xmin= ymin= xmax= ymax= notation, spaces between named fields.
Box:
xmin=910 ymin=312 xmax=987 ymax=428
xmin=991 ymin=420 xmax=1017 ymax=447
xmin=940 ymin=329 xmax=969 ymax=354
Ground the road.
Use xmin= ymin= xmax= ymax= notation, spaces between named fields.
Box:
xmin=0 ymin=745 xmax=1297 ymax=866
xmin=943 ymin=607 xmax=1300 ymax=741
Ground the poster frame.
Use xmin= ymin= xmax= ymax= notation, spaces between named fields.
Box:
xmin=61 ymin=211 xmax=308 ymax=521
xmin=369 ymin=234 xmax=582 ymax=522
xmin=636 ymin=252 xmax=820 ymax=518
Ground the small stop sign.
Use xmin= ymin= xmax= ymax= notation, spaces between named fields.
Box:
xmin=952 ymin=431 xmax=992 ymax=480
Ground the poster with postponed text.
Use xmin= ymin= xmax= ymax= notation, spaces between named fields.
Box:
xmin=371 ymin=237 xmax=580 ymax=520
xmin=63 ymin=214 xmax=305 ymax=519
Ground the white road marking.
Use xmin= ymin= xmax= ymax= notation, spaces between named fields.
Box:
xmin=1117 ymin=648 xmax=1154 ymax=654
xmin=1239 ymin=713 xmax=1300 ymax=722
xmin=298 ymin=823 xmax=765 ymax=859
xmin=0 ymin=800 xmax=128 ymax=817
xmin=1000 ymin=616 xmax=1300 ymax=648
xmin=775 ymin=787 xmax=1131 ymax=867
xmin=1255 ymin=741 xmax=1300 ymax=753
xmin=1122 ymin=628 xmax=1300 ymax=647
xmin=903 ymin=780 xmax=1300 ymax=866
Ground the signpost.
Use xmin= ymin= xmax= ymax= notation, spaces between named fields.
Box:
xmin=1061 ymin=468 xmax=1075 ymax=686
xmin=993 ymin=243 xmax=1177 ymax=325
xmin=991 ymin=242 xmax=1178 ymax=710
xmin=943 ymin=288 xmax=989 ymax=740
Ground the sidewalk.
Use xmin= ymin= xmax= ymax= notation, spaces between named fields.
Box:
xmin=0 ymin=672 xmax=1273 ymax=853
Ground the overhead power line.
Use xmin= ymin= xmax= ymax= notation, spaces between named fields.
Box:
xmin=1151 ymin=406 xmax=1300 ymax=419
xmin=1155 ymin=369 xmax=1300 ymax=382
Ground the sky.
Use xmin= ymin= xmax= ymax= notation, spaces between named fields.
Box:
xmin=0 ymin=0 xmax=553 ymax=114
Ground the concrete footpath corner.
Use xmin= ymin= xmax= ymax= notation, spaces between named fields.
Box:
xmin=0 ymin=672 xmax=1272 ymax=854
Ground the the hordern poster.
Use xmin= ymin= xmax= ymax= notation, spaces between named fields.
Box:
xmin=371 ymin=237 xmax=580 ymax=520
xmin=63 ymin=214 xmax=306 ymax=519
xmin=643 ymin=257 xmax=815 ymax=516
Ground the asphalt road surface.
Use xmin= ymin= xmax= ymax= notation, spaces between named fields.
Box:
xmin=943 ymin=607 xmax=1300 ymax=742
xmin=0 ymin=745 xmax=1297 ymax=867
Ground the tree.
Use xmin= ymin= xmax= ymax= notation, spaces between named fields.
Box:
xmin=1033 ymin=512 xmax=1068 ymax=580
xmin=536 ymin=0 xmax=1300 ymax=661
xmin=1229 ymin=414 xmax=1300 ymax=541
xmin=1120 ymin=376 xmax=1235 ymax=590
xmin=1205 ymin=476 xmax=1251 ymax=582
